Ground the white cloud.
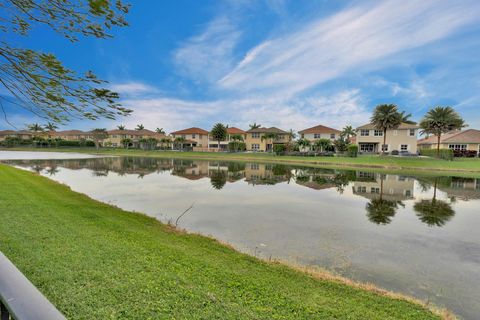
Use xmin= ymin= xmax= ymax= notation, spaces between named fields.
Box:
xmin=109 ymin=82 xmax=158 ymax=96
xmin=173 ymin=16 xmax=241 ymax=83
xmin=219 ymin=0 xmax=480 ymax=97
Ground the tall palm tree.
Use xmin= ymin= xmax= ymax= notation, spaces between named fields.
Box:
xmin=117 ymin=125 xmax=126 ymax=130
xmin=136 ymin=124 xmax=145 ymax=130
xmin=156 ymin=127 xmax=165 ymax=134
xmin=341 ymin=125 xmax=356 ymax=142
xmin=249 ymin=122 xmax=261 ymax=130
xmin=211 ymin=123 xmax=227 ymax=150
xmin=370 ymin=104 xmax=403 ymax=154
xmin=28 ymin=123 xmax=44 ymax=135
xmin=44 ymin=122 xmax=58 ymax=132
xmin=288 ymin=129 xmax=297 ymax=140
xmin=419 ymin=106 xmax=465 ymax=157
xmin=413 ymin=178 xmax=455 ymax=227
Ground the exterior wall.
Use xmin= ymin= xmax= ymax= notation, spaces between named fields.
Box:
xmin=356 ymin=128 xmax=418 ymax=153
xmin=301 ymin=132 xmax=338 ymax=141
xmin=245 ymin=133 xmax=290 ymax=151
xmin=171 ymin=133 xmax=208 ymax=147
xmin=0 ymin=133 xmax=32 ymax=141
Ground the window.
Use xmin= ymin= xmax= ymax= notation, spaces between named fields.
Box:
xmin=360 ymin=129 xmax=370 ymax=136
xmin=357 ymin=186 xmax=366 ymax=193
xmin=449 ymin=144 xmax=467 ymax=151
xmin=252 ymin=133 xmax=260 ymax=138
xmin=374 ymin=130 xmax=383 ymax=136
xmin=360 ymin=143 xmax=375 ymax=152
xmin=405 ymin=190 xmax=412 ymax=197
xmin=314 ymin=133 xmax=321 ymax=139
xmin=371 ymin=187 xmax=380 ymax=194
xmin=251 ymin=143 xmax=260 ymax=150
xmin=250 ymin=163 xmax=259 ymax=170
xmin=278 ymin=135 xmax=284 ymax=140
xmin=181 ymin=134 xmax=186 ymax=139
xmin=393 ymin=130 xmax=398 ymax=136
xmin=409 ymin=129 xmax=416 ymax=136
xmin=301 ymin=134 xmax=305 ymax=138
xmin=400 ymin=144 xmax=408 ymax=151
xmin=381 ymin=144 xmax=389 ymax=152
xmin=199 ymin=134 xmax=203 ymax=138
xmin=192 ymin=134 xmax=196 ymax=139
xmin=330 ymin=133 xmax=336 ymax=139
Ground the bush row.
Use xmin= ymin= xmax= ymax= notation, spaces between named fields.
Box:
xmin=419 ymin=148 xmax=454 ymax=160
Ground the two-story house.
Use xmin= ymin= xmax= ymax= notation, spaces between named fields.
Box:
xmin=355 ymin=123 xmax=419 ymax=154
xmin=298 ymin=124 xmax=341 ymax=150
xmin=0 ymin=130 xmax=33 ymax=141
xmin=245 ymin=127 xmax=291 ymax=152
xmin=104 ymin=129 xmax=166 ymax=147
xmin=170 ymin=127 xmax=209 ymax=150
xmin=208 ymin=127 xmax=246 ymax=150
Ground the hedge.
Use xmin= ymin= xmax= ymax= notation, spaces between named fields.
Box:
xmin=419 ymin=148 xmax=453 ymax=160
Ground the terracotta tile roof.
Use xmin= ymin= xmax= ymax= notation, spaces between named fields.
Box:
xmin=0 ymin=130 xmax=33 ymax=135
xmin=298 ymin=124 xmax=341 ymax=134
xmin=107 ymin=129 xmax=159 ymax=136
xmin=226 ymin=127 xmax=246 ymax=134
xmin=246 ymin=127 xmax=288 ymax=134
xmin=418 ymin=129 xmax=480 ymax=144
xmin=171 ymin=127 xmax=209 ymax=135
xmin=357 ymin=122 xmax=419 ymax=130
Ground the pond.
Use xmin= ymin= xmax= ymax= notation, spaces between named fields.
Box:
xmin=3 ymin=155 xmax=480 ymax=319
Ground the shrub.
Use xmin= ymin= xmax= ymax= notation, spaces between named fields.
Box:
xmin=273 ymin=144 xmax=286 ymax=155
xmin=453 ymin=149 xmax=478 ymax=158
xmin=347 ymin=144 xmax=358 ymax=157
xmin=391 ymin=150 xmax=399 ymax=156
xmin=227 ymin=141 xmax=246 ymax=152
xmin=419 ymin=148 xmax=453 ymax=160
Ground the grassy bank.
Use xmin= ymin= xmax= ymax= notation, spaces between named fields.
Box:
xmin=3 ymin=147 xmax=480 ymax=175
xmin=0 ymin=164 xmax=448 ymax=319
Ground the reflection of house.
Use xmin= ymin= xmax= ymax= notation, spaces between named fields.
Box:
xmin=244 ymin=163 xmax=290 ymax=185
xmin=353 ymin=172 xmax=415 ymax=201
xmin=355 ymin=123 xmax=419 ymax=153
xmin=208 ymin=127 xmax=247 ymax=150
xmin=245 ymin=127 xmax=291 ymax=152
xmin=171 ymin=127 xmax=209 ymax=150
xmin=298 ymin=124 xmax=341 ymax=150
xmin=0 ymin=130 xmax=33 ymax=141
xmin=437 ymin=177 xmax=480 ymax=201
xmin=417 ymin=129 xmax=480 ymax=156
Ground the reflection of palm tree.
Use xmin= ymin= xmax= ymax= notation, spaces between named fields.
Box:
xmin=414 ymin=179 xmax=455 ymax=227
xmin=46 ymin=166 xmax=59 ymax=176
xmin=365 ymin=174 xmax=401 ymax=225
xmin=210 ymin=169 xmax=227 ymax=190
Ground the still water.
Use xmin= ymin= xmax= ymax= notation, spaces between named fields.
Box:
xmin=4 ymin=156 xmax=480 ymax=319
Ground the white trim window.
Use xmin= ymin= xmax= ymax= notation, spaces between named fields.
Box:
xmin=192 ymin=134 xmax=196 ymax=139
xmin=448 ymin=144 xmax=467 ymax=151
xmin=330 ymin=133 xmax=336 ymax=139
xmin=400 ymin=144 xmax=408 ymax=151
xmin=374 ymin=130 xmax=383 ymax=136
xmin=251 ymin=143 xmax=260 ymax=150
xmin=360 ymin=129 xmax=370 ymax=136
xmin=252 ymin=133 xmax=260 ymax=138
xmin=371 ymin=187 xmax=380 ymax=194
xmin=409 ymin=129 xmax=416 ymax=136
xmin=393 ymin=130 xmax=398 ymax=136
xmin=314 ymin=133 xmax=321 ymax=139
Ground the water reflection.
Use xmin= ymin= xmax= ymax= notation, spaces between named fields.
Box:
xmin=3 ymin=156 xmax=480 ymax=319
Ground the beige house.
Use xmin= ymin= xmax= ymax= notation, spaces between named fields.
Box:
xmin=245 ymin=127 xmax=291 ymax=152
xmin=353 ymin=172 xmax=415 ymax=201
xmin=355 ymin=123 xmax=419 ymax=154
xmin=52 ymin=130 xmax=91 ymax=141
xmin=104 ymin=129 xmax=166 ymax=148
xmin=208 ymin=127 xmax=246 ymax=150
xmin=298 ymin=124 xmax=341 ymax=151
xmin=417 ymin=129 xmax=480 ymax=155
xmin=0 ymin=130 xmax=32 ymax=141
xmin=171 ymin=127 xmax=209 ymax=150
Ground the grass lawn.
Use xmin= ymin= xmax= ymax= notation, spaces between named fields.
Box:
xmin=0 ymin=164 xmax=447 ymax=319
xmin=3 ymin=147 xmax=480 ymax=175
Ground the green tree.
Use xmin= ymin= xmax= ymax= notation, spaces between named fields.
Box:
xmin=365 ymin=175 xmax=401 ymax=225
xmin=211 ymin=123 xmax=227 ymax=150
xmin=371 ymin=104 xmax=405 ymax=154
xmin=136 ymin=124 xmax=145 ymax=130
xmin=297 ymin=138 xmax=311 ymax=152
xmin=90 ymin=128 xmax=108 ymax=150
xmin=28 ymin=123 xmax=44 ymax=137
xmin=249 ymin=122 xmax=261 ymax=129
xmin=160 ymin=137 xmax=171 ymax=150
xmin=229 ymin=134 xmax=244 ymax=152
xmin=314 ymin=138 xmax=332 ymax=152
xmin=117 ymin=125 xmax=126 ymax=130
xmin=419 ymin=106 xmax=465 ymax=157
xmin=44 ymin=122 xmax=58 ymax=132
xmin=156 ymin=127 xmax=165 ymax=134
xmin=341 ymin=125 xmax=356 ymax=143
xmin=0 ymin=0 xmax=131 ymax=123
xmin=261 ymin=132 xmax=278 ymax=152
xmin=210 ymin=169 xmax=227 ymax=190
xmin=174 ymin=136 xmax=186 ymax=151
xmin=413 ymin=178 xmax=455 ymax=227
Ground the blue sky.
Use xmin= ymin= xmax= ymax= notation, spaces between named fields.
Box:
xmin=2 ymin=0 xmax=480 ymax=133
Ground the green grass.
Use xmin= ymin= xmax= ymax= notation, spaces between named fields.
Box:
xmin=4 ymin=146 xmax=480 ymax=174
xmin=0 ymin=164 xmax=444 ymax=319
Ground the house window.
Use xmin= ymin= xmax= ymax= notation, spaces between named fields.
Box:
xmin=252 ymin=133 xmax=260 ymax=138
xmin=192 ymin=134 xmax=196 ymax=139
xmin=371 ymin=187 xmax=380 ymax=194
xmin=301 ymin=134 xmax=305 ymax=138
xmin=357 ymin=186 xmax=366 ymax=193
xmin=393 ymin=130 xmax=398 ymax=136
xmin=278 ymin=135 xmax=284 ymax=140
xmin=360 ymin=143 xmax=375 ymax=152
xmin=448 ymin=144 xmax=467 ymax=151
xmin=251 ymin=143 xmax=260 ymax=150
xmin=330 ymin=133 xmax=336 ymax=139
xmin=374 ymin=130 xmax=383 ymax=136
xmin=405 ymin=190 xmax=412 ymax=197
xmin=409 ymin=129 xmax=416 ymax=136
xmin=181 ymin=134 xmax=186 ymax=139
xmin=400 ymin=144 xmax=408 ymax=151
xmin=360 ymin=129 xmax=370 ymax=136
xmin=314 ymin=133 xmax=321 ymax=139
xmin=199 ymin=134 xmax=202 ymax=138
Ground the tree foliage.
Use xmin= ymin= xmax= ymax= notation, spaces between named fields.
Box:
xmin=0 ymin=0 xmax=131 ymax=124
xmin=210 ymin=123 xmax=227 ymax=149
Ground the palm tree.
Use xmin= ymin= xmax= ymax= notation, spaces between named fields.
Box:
xmin=210 ymin=169 xmax=227 ymax=190
xmin=28 ymin=123 xmax=44 ymax=136
xmin=341 ymin=125 xmax=356 ymax=143
xmin=261 ymin=132 xmax=278 ymax=152
xmin=156 ymin=127 xmax=165 ymax=134
xmin=136 ymin=124 xmax=145 ymax=130
xmin=160 ymin=137 xmax=171 ymax=150
xmin=297 ymin=138 xmax=311 ymax=152
xmin=249 ymin=122 xmax=261 ymax=130
xmin=120 ymin=138 xmax=132 ymax=149
xmin=91 ymin=128 xmax=108 ymax=150
xmin=117 ymin=125 xmax=126 ymax=130
xmin=314 ymin=138 xmax=332 ymax=152
xmin=44 ymin=122 xmax=58 ymax=132
xmin=419 ymin=106 xmax=465 ymax=157
xmin=230 ymin=134 xmax=244 ymax=152
xmin=174 ymin=137 xmax=186 ymax=151
xmin=370 ymin=104 xmax=404 ymax=154
xmin=365 ymin=175 xmax=401 ymax=225
xmin=413 ymin=178 xmax=455 ymax=227
xmin=288 ymin=129 xmax=297 ymax=140
xmin=211 ymin=123 xmax=227 ymax=150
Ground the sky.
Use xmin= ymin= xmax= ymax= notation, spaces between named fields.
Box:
xmin=2 ymin=0 xmax=480 ymax=133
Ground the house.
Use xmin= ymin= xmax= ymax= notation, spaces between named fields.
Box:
xmin=52 ymin=130 xmax=91 ymax=141
xmin=298 ymin=124 xmax=341 ymax=151
xmin=245 ymin=127 xmax=291 ymax=152
xmin=104 ymin=129 xmax=165 ymax=148
xmin=208 ymin=127 xmax=246 ymax=150
xmin=352 ymin=172 xmax=415 ymax=201
xmin=417 ymin=129 xmax=480 ymax=156
xmin=355 ymin=123 xmax=419 ymax=154
xmin=0 ymin=130 xmax=32 ymax=141
xmin=170 ymin=127 xmax=209 ymax=150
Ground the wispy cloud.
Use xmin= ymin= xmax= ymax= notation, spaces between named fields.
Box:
xmin=219 ymin=0 xmax=480 ymax=98
xmin=109 ymin=82 xmax=158 ymax=96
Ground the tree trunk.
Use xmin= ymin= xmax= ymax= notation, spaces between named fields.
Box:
xmin=382 ymin=129 xmax=387 ymax=155
xmin=436 ymin=134 xmax=441 ymax=157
